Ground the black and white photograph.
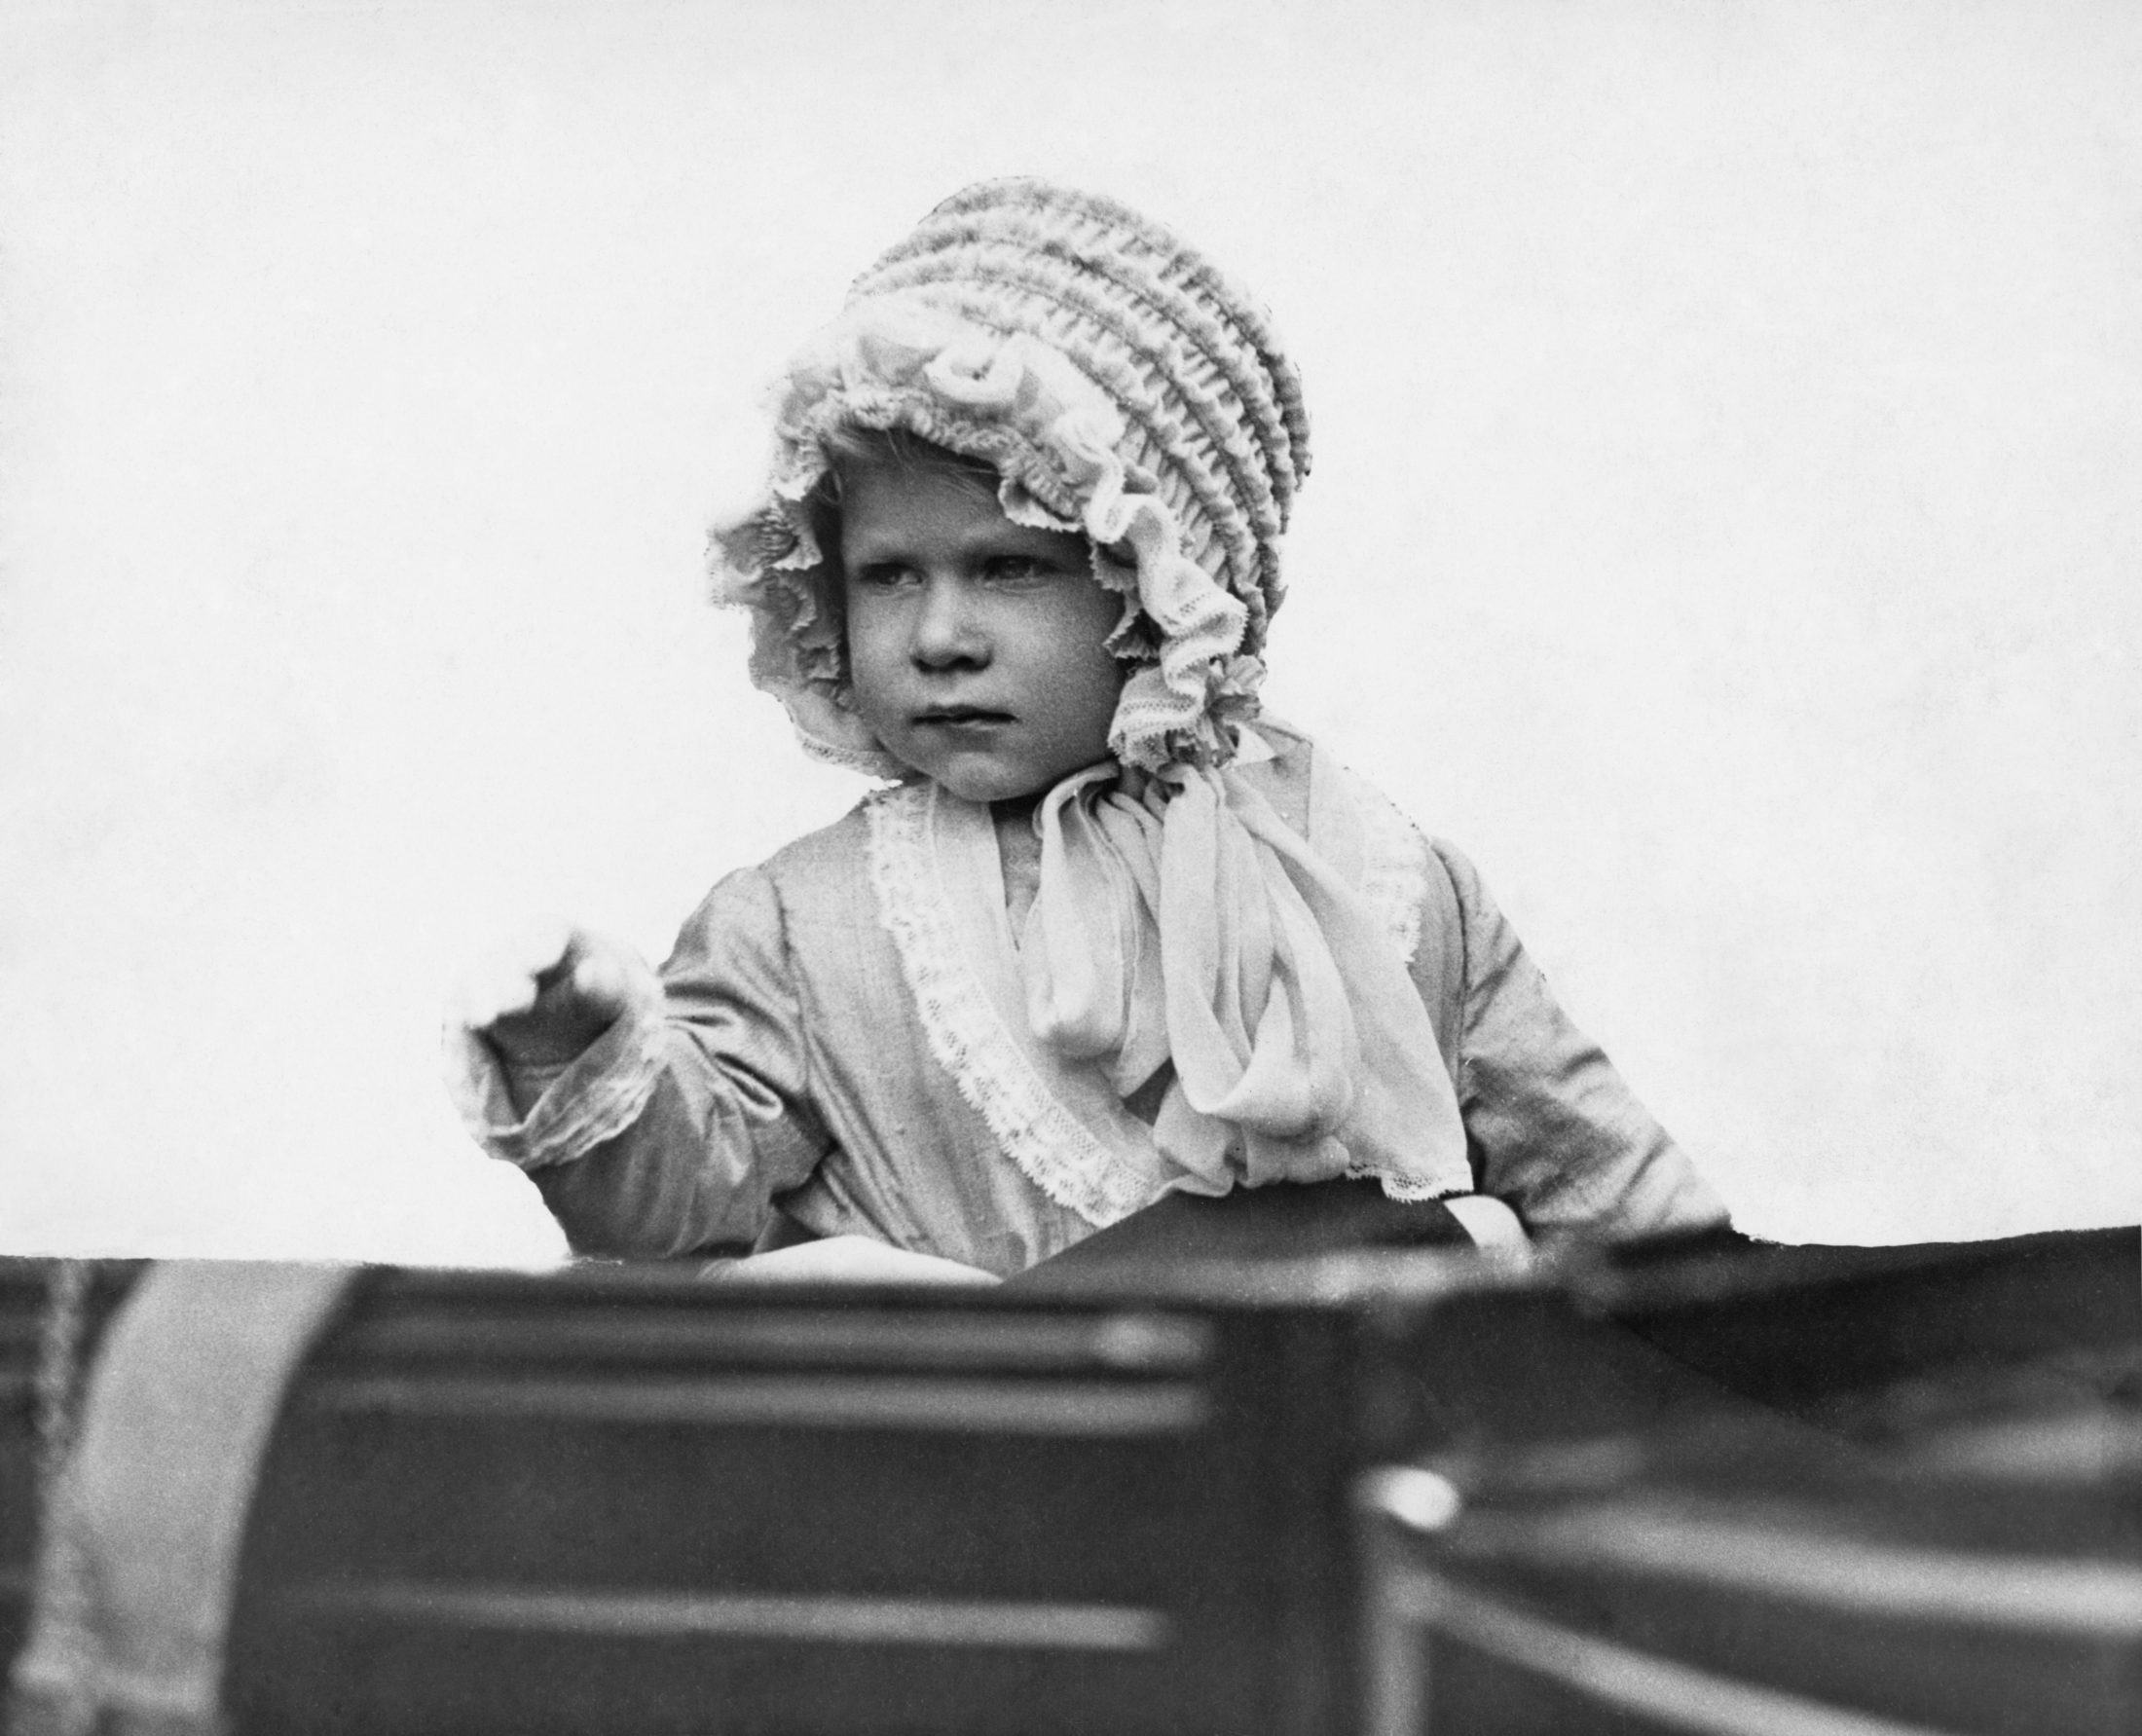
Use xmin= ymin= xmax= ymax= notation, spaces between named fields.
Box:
xmin=2 ymin=2 xmax=2136 ymax=1731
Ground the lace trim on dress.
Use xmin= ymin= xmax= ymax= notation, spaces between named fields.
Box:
xmin=1328 ymin=767 xmax=1446 ymax=1200
xmin=866 ymin=782 xmax=1160 ymax=1228
xmin=1347 ymin=769 xmax=1430 ymax=966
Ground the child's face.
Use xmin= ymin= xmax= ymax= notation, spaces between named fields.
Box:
xmin=840 ymin=455 xmax=1126 ymax=804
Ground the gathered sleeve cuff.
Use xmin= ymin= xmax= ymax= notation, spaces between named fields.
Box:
xmin=443 ymin=956 xmax=672 ymax=1172
xmin=451 ymin=868 xmax=832 ymax=1260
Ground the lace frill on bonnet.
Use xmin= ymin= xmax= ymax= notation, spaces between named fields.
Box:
xmin=707 ymin=175 xmax=1306 ymax=781
xmin=710 ymin=297 xmax=1267 ymax=778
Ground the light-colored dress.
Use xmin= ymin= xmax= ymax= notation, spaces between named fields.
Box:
xmin=449 ymin=726 xmax=1728 ymax=1275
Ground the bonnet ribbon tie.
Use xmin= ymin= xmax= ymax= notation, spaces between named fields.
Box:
xmin=1020 ymin=763 xmax=1471 ymax=1200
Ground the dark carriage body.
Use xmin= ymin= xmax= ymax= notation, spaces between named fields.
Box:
xmin=1360 ymin=1229 xmax=2142 ymax=1736
xmin=3 ymin=1222 xmax=2136 ymax=1734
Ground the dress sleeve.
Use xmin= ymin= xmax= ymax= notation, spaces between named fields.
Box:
xmin=444 ymin=867 xmax=832 ymax=1258
xmin=1424 ymin=840 xmax=1731 ymax=1240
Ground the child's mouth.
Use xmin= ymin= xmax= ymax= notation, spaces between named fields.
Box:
xmin=916 ymin=708 xmax=1013 ymax=727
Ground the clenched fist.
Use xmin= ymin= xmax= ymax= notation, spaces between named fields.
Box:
xmin=449 ymin=918 xmax=650 ymax=1097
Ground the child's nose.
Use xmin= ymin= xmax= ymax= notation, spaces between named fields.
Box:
xmin=909 ymin=576 xmax=987 ymax=668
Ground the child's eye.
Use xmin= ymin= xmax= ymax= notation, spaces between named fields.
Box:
xmin=982 ymin=555 xmax=1053 ymax=584
xmin=852 ymin=562 xmax=919 ymax=590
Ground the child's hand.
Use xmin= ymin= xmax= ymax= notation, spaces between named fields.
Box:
xmin=451 ymin=916 xmax=642 ymax=1071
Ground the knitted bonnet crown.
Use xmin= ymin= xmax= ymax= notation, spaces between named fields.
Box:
xmin=710 ymin=177 xmax=1311 ymax=777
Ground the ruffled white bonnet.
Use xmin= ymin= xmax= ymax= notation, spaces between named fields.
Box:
xmin=707 ymin=177 xmax=1311 ymax=779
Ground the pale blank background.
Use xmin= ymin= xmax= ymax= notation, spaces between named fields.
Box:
xmin=2 ymin=0 xmax=2136 ymax=1263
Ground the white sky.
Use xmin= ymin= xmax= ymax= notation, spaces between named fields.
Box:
xmin=2 ymin=0 xmax=2137 ymax=1261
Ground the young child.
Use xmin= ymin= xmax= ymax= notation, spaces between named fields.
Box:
xmin=447 ymin=179 xmax=1728 ymax=1281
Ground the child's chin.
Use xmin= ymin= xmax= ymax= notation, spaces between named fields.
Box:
xmin=911 ymin=750 xmax=1059 ymax=806
xmin=915 ymin=745 xmax=1114 ymax=806
xmin=934 ymin=767 xmax=1045 ymax=805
